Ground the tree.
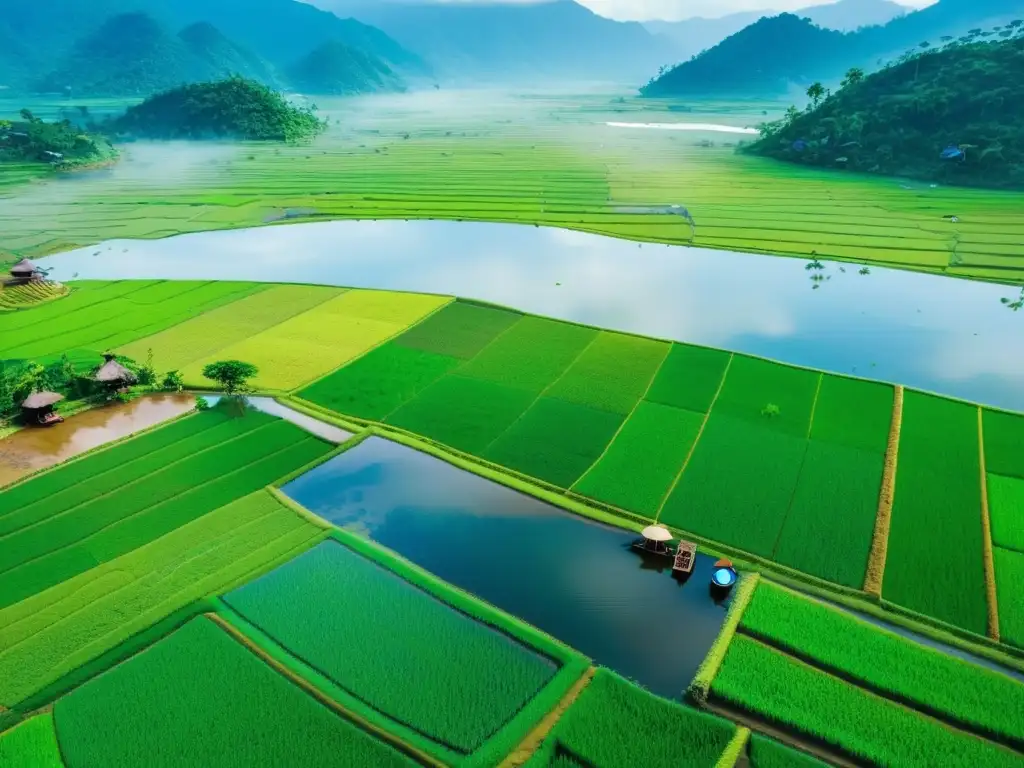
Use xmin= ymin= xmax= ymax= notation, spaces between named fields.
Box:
xmin=806 ymin=82 xmax=825 ymax=108
xmin=841 ymin=68 xmax=864 ymax=89
xmin=201 ymin=360 xmax=258 ymax=395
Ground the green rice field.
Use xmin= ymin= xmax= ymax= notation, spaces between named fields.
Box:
xmin=526 ymin=668 xmax=737 ymax=768
xmin=0 ymin=404 xmax=331 ymax=609
xmin=223 ymin=538 xmax=568 ymax=759
xmin=54 ymin=617 xmax=418 ymax=768
xmin=712 ymin=635 xmax=1021 ymax=767
xmin=0 ymin=714 xmax=63 ymax=768
xmin=747 ymin=734 xmax=829 ymax=768
xmin=739 ymin=581 xmax=1024 ymax=746
xmin=3 ymin=92 xmax=1023 ymax=283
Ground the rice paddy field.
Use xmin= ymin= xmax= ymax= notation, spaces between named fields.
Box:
xmin=3 ymin=92 xmax=1023 ymax=284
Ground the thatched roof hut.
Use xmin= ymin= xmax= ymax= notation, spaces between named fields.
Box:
xmin=22 ymin=391 xmax=64 ymax=410
xmin=9 ymin=258 xmax=42 ymax=281
xmin=95 ymin=354 xmax=137 ymax=385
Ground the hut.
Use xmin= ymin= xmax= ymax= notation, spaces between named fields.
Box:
xmin=633 ymin=525 xmax=674 ymax=556
xmin=673 ymin=540 xmax=698 ymax=574
xmin=8 ymin=258 xmax=43 ymax=285
xmin=94 ymin=353 xmax=137 ymax=391
xmin=21 ymin=391 xmax=65 ymax=426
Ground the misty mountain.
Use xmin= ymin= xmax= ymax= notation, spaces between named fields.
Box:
xmin=35 ymin=13 xmax=205 ymax=97
xmin=643 ymin=0 xmax=1024 ymax=97
xmin=2 ymin=0 xmax=427 ymax=86
xmin=287 ymin=41 xmax=404 ymax=95
xmin=643 ymin=14 xmax=852 ymax=96
xmin=647 ymin=0 xmax=908 ymax=61
xmin=310 ymin=0 xmax=679 ymax=83
xmin=178 ymin=22 xmax=281 ymax=87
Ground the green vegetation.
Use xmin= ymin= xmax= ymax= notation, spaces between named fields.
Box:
xmin=0 ymin=404 xmax=330 ymax=607
xmin=983 ymin=409 xmax=1024 ymax=479
xmin=225 ymin=539 xmax=559 ymax=755
xmin=544 ymin=332 xmax=668 ymax=416
xmin=528 ymin=668 xmax=736 ymax=767
xmin=988 ymin=474 xmax=1024 ymax=551
xmin=573 ymin=401 xmax=703 ymax=517
xmin=54 ymin=617 xmax=416 ymax=767
xmin=0 ymin=282 xmax=69 ymax=310
xmin=688 ymin=574 xmax=760 ymax=704
xmin=202 ymin=360 xmax=259 ymax=395
xmin=810 ymin=376 xmax=894 ymax=454
xmin=748 ymin=35 xmax=1024 ymax=188
xmin=1 ymin=111 xmax=116 ymax=169
xmin=0 ymin=714 xmax=64 ymax=768
xmin=644 ymin=344 xmax=730 ymax=413
xmin=884 ymin=392 xmax=987 ymax=634
xmin=741 ymin=581 xmax=1024 ymax=745
xmin=712 ymin=635 xmax=1021 ymax=767
xmin=112 ymin=77 xmax=325 ymax=141
xmin=711 ymin=356 xmax=819 ymax=437
xmin=994 ymin=547 xmax=1024 ymax=648
xmin=483 ymin=398 xmax=625 ymax=488
xmin=0 ymin=281 xmax=262 ymax=361
xmin=394 ymin=302 xmax=522 ymax=360
xmin=748 ymin=734 xmax=829 ymax=768
xmin=0 ymin=488 xmax=323 ymax=707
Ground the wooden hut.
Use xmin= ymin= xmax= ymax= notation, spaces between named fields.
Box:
xmin=673 ymin=540 xmax=697 ymax=574
xmin=633 ymin=525 xmax=674 ymax=556
xmin=21 ymin=391 xmax=65 ymax=426
xmin=7 ymin=258 xmax=43 ymax=285
xmin=94 ymin=354 xmax=137 ymax=390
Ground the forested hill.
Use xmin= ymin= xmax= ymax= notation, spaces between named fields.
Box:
xmin=744 ymin=34 xmax=1024 ymax=189
xmin=642 ymin=15 xmax=853 ymax=96
xmin=179 ymin=22 xmax=280 ymax=87
xmin=641 ymin=0 xmax=1024 ymax=97
xmin=287 ymin=42 xmax=404 ymax=95
xmin=313 ymin=0 xmax=677 ymax=83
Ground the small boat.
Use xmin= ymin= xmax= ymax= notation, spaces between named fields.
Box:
xmin=710 ymin=558 xmax=738 ymax=596
xmin=632 ymin=525 xmax=674 ymax=557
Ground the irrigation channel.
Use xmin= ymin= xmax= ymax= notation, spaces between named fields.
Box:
xmin=281 ymin=435 xmax=731 ymax=700
xmin=0 ymin=393 xmax=194 ymax=486
xmin=40 ymin=220 xmax=1024 ymax=412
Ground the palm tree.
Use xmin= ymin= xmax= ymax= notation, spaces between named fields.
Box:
xmin=841 ymin=67 xmax=865 ymax=88
xmin=806 ymin=82 xmax=825 ymax=109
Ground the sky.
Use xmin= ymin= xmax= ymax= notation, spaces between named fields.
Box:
xmin=416 ymin=0 xmax=940 ymax=22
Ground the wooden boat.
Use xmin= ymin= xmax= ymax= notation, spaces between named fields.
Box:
xmin=673 ymin=541 xmax=697 ymax=574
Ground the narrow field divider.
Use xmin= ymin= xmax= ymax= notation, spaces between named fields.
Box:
xmin=715 ymin=727 xmax=751 ymax=768
xmin=688 ymin=573 xmax=760 ymax=704
xmin=865 ymin=385 xmax=904 ymax=596
xmin=978 ymin=407 xmax=1001 ymax=642
xmin=206 ymin=612 xmax=445 ymax=768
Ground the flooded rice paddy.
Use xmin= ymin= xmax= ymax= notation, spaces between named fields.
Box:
xmin=605 ymin=121 xmax=760 ymax=134
xmin=0 ymin=394 xmax=194 ymax=487
xmin=203 ymin=396 xmax=352 ymax=444
xmin=281 ymin=435 xmax=731 ymax=699
xmin=41 ymin=220 xmax=1024 ymax=412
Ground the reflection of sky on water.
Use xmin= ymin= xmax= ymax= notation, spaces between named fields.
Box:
xmin=283 ymin=436 xmax=729 ymax=697
xmin=40 ymin=219 xmax=1024 ymax=411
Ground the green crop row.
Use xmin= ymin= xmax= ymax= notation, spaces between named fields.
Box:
xmin=394 ymin=301 xmax=523 ymax=360
xmin=983 ymin=409 xmax=1024 ymax=480
xmin=884 ymin=392 xmax=988 ymax=635
xmin=994 ymin=548 xmax=1024 ymax=648
xmin=0 ymin=280 xmax=262 ymax=360
xmin=527 ymin=669 xmax=736 ymax=768
xmin=0 ymin=411 xmax=331 ymax=608
xmin=740 ymin=581 xmax=1024 ymax=745
xmin=712 ymin=635 xmax=1020 ymax=767
xmin=644 ymin=343 xmax=730 ymax=413
xmin=0 ymin=714 xmax=64 ymax=768
xmin=0 ymin=489 xmax=324 ymax=707
xmin=988 ymin=474 xmax=1024 ymax=551
xmin=224 ymin=539 xmax=559 ymax=755
xmin=53 ymin=617 xmax=416 ymax=768
xmin=747 ymin=734 xmax=829 ymax=768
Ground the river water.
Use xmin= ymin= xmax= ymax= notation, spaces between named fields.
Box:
xmin=281 ymin=436 xmax=732 ymax=700
xmin=39 ymin=220 xmax=1024 ymax=412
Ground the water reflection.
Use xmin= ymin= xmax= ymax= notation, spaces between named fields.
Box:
xmin=39 ymin=219 xmax=1024 ymax=411
xmin=203 ymin=395 xmax=351 ymax=443
xmin=282 ymin=436 xmax=730 ymax=699
xmin=0 ymin=394 xmax=194 ymax=487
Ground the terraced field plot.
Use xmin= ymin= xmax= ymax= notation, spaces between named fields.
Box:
xmin=994 ymin=547 xmax=1024 ymax=648
xmin=739 ymin=581 xmax=1024 ymax=747
xmin=711 ymin=635 xmax=1021 ymax=767
xmin=525 ymin=668 xmax=737 ymax=768
xmin=3 ymin=94 xmax=1023 ymax=282
xmin=0 ymin=489 xmax=324 ymax=708
xmin=884 ymin=392 xmax=987 ymax=634
xmin=0 ymin=280 xmax=262 ymax=361
xmin=0 ymin=404 xmax=331 ymax=609
xmin=224 ymin=536 xmax=585 ymax=764
xmin=53 ymin=617 xmax=417 ymax=768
